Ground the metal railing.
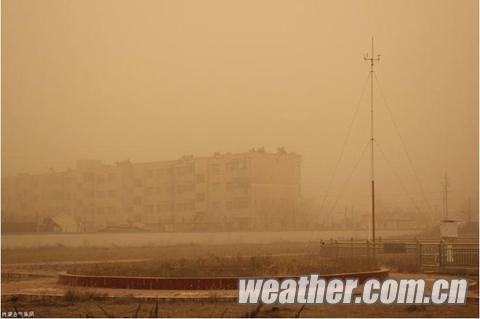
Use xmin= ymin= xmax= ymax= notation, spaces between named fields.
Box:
xmin=319 ymin=238 xmax=479 ymax=273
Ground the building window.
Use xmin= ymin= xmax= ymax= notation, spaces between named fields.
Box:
xmin=176 ymin=183 xmax=194 ymax=194
xmin=211 ymin=163 xmax=221 ymax=174
xmin=157 ymin=201 xmax=172 ymax=213
xmin=226 ymin=180 xmax=249 ymax=192
xmin=157 ymin=167 xmax=173 ymax=178
xmin=107 ymin=172 xmax=116 ymax=182
xmin=176 ymin=200 xmax=195 ymax=211
xmin=227 ymin=198 xmax=249 ymax=210
xmin=146 ymin=187 xmax=153 ymax=196
xmin=175 ymin=165 xmax=194 ymax=176
xmin=144 ymin=205 xmax=154 ymax=214
xmin=145 ymin=169 xmax=154 ymax=178
xmin=96 ymin=175 xmax=105 ymax=184
xmin=83 ymin=172 xmax=94 ymax=183
xmin=226 ymin=159 xmax=248 ymax=171
xmin=133 ymin=197 xmax=142 ymax=205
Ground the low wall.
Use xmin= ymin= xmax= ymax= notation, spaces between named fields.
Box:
xmin=2 ymin=230 xmax=421 ymax=248
xmin=58 ymin=269 xmax=390 ymax=290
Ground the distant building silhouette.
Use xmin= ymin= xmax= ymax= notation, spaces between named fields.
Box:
xmin=2 ymin=149 xmax=301 ymax=232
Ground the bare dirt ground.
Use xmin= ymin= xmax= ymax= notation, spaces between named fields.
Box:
xmin=2 ymin=243 xmax=479 ymax=317
xmin=2 ymin=297 xmax=478 ymax=318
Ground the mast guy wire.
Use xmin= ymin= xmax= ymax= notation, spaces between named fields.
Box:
xmin=319 ymin=73 xmax=371 ymax=214
xmin=328 ymin=140 xmax=370 ymax=217
xmin=373 ymin=72 xmax=435 ymax=216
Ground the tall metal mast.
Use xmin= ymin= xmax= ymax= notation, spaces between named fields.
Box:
xmin=364 ymin=37 xmax=380 ymax=255
xmin=442 ymin=173 xmax=449 ymax=219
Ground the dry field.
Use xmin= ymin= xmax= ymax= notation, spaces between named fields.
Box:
xmin=2 ymin=242 xmax=479 ymax=318
xmin=2 ymin=295 xmax=478 ymax=318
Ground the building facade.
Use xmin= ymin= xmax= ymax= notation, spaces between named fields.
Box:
xmin=2 ymin=149 xmax=301 ymax=232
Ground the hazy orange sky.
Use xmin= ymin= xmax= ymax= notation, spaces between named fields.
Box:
xmin=2 ymin=0 xmax=478 ymax=215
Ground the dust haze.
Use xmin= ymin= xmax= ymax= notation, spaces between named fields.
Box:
xmin=2 ymin=1 xmax=479 ymax=318
xmin=2 ymin=0 xmax=478 ymax=229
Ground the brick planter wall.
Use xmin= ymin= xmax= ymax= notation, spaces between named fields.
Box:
xmin=58 ymin=269 xmax=389 ymax=290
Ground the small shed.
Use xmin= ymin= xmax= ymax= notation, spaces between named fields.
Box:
xmin=439 ymin=219 xmax=461 ymax=239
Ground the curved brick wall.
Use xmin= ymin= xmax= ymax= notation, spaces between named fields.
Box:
xmin=58 ymin=269 xmax=389 ymax=290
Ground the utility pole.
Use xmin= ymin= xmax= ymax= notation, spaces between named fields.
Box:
xmin=467 ymin=197 xmax=471 ymax=222
xmin=351 ymin=206 xmax=354 ymax=229
xmin=364 ymin=37 xmax=380 ymax=258
xmin=441 ymin=173 xmax=449 ymax=219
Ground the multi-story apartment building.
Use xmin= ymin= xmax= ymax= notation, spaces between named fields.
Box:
xmin=2 ymin=148 xmax=301 ymax=232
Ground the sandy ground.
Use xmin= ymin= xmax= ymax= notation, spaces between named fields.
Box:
xmin=2 ymin=243 xmax=478 ymax=317
xmin=2 ymin=271 xmax=479 ymax=317
xmin=2 ymin=296 xmax=478 ymax=318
